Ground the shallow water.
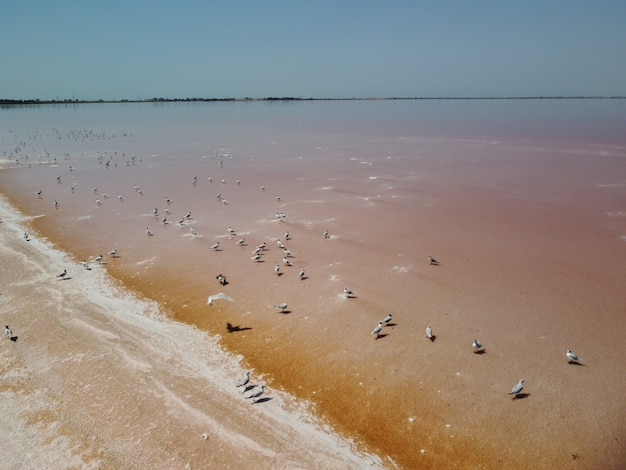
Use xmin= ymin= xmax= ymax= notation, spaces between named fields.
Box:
xmin=1 ymin=99 xmax=625 ymax=468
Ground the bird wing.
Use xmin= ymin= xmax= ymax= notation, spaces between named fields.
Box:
xmin=207 ymin=293 xmax=234 ymax=304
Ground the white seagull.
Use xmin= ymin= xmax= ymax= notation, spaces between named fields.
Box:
xmin=426 ymin=325 xmax=433 ymax=340
xmin=298 ymin=269 xmax=305 ymax=279
xmin=472 ymin=339 xmax=483 ymax=353
xmin=508 ymin=379 xmax=525 ymax=396
xmin=282 ymin=257 xmax=292 ymax=266
xmin=107 ymin=249 xmax=117 ymax=257
xmin=210 ymin=241 xmax=220 ymax=250
xmin=566 ymin=350 xmax=583 ymax=364
xmin=428 ymin=256 xmax=439 ymax=265
xmin=343 ymin=287 xmax=355 ymax=298
xmin=381 ymin=314 xmax=393 ymax=325
xmin=236 ymin=371 xmax=251 ymax=389
xmin=371 ymin=322 xmax=383 ymax=338
xmin=207 ymin=292 xmax=234 ymax=305
xmin=274 ymin=264 xmax=281 ymax=275
xmin=57 ymin=269 xmax=67 ymax=278
xmin=275 ymin=303 xmax=288 ymax=313
xmin=236 ymin=238 xmax=245 ymax=245
xmin=246 ymin=385 xmax=266 ymax=403
xmin=251 ymin=254 xmax=262 ymax=262
xmin=5 ymin=326 xmax=12 ymax=338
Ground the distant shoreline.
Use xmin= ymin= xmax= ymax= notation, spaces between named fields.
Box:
xmin=1 ymin=95 xmax=624 ymax=106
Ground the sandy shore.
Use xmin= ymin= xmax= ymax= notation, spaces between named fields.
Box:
xmin=0 ymin=195 xmax=385 ymax=469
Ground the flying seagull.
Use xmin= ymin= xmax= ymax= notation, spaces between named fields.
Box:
xmin=207 ymin=293 xmax=234 ymax=305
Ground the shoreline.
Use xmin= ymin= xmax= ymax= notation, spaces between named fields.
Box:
xmin=0 ymin=193 xmax=387 ymax=469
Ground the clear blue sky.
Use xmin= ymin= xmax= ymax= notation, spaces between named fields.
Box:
xmin=2 ymin=0 xmax=625 ymax=100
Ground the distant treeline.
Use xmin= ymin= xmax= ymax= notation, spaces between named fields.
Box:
xmin=1 ymin=96 xmax=624 ymax=105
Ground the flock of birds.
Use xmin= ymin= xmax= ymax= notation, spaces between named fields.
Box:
xmin=5 ymin=140 xmax=588 ymax=407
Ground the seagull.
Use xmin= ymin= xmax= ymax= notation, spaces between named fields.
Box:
xmin=426 ymin=325 xmax=433 ymax=340
xmin=274 ymin=264 xmax=280 ymax=275
xmin=282 ymin=257 xmax=292 ymax=266
xmin=145 ymin=227 xmax=154 ymax=236
xmin=210 ymin=241 xmax=220 ymax=250
xmin=216 ymin=274 xmax=227 ymax=286
xmin=275 ymin=303 xmax=288 ymax=313
xmin=236 ymin=238 xmax=245 ymax=245
xmin=5 ymin=326 xmax=12 ymax=338
xmin=246 ymin=385 xmax=266 ymax=403
xmin=371 ymin=322 xmax=383 ymax=338
xmin=236 ymin=371 xmax=251 ymax=389
xmin=283 ymin=248 xmax=292 ymax=257
xmin=284 ymin=231 xmax=290 ymax=240
xmin=207 ymin=293 xmax=234 ymax=305
xmin=343 ymin=287 xmax=354 ymax=298
xmin=472 ymin=340 xmax=483 ymax=353
xmin=382 ymin=313 xmax=393 ymax=325
xmin=201 ymin=432 xmax=209 ymax=440
xmin=251 ymin=254 xmax=262 ymax=262
xmin=53 ymin=200 xmax=59 ymax=208
xmin=57 ymin=269 xmax=67 ymax=278
xmin=428 ymin=256 xmax=439 ymax=265
xmin=323 ymin=231 xmax=330 ymax=239
xmin=566 ymin=350 xmax=583 ymax=364
xmin=298 ymin=269 xmax=305 ymax=279
xmin=107 ymin=249 xmax=117 ymax=257
xmin=94 ymin=255 xmax=103 ymax=264
xmin=228 ymin=226 xmax=235 ymax=234
xmin=190 ymin=227 xmax=197 ymax=236
xmin=508 ymin=379 xmax=525 ymax=396
xmin=277 ymin=240 xmax=285 ymax=249
xmin=81 ymin=260 xmax=92 ymax=270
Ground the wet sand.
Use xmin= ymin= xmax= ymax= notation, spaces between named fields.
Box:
xmin=1 ymin=103 xmax=625 ymax=468
xmin=0 ymin=196 xmax=384 ymax=469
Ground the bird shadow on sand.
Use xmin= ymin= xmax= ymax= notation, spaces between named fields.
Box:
xmin=568 ymin=361 xmax=585 ymax=366
xmin=226 ymin=322 xmax=252 ymax=333
xmin=474 ymin=349 xmax=486 ymax=355
xmin=252 ymin=397 xmax=273 ymax=405
xmin=9 ymin=336 xmax=18 ymax=342
xmin=375 ymin=333 xmax=389 ymax=340
xmin=57 ymin=277 xmax=72 ymax=281
xmin=385 ymin=322 xmax=397 ymax=327
xmin=428 ymin=335 xmax=437 ymax=342
xmin=512 ymin=393 xmax=530 ymax=400
xmin=279 ymin=309 xmax=291 ymax=314
xmin=241 ymin=384 xmax=256 ymax=394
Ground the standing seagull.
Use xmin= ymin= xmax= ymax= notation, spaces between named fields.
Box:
xmin=210 ymin=241 xmax=220 ymax=250
xmin=5 ymin=326 xmax=12 ymax=339
xmin=426 ymin=325 xmax=433 ymax=340
xmin=566 ymin=350 xmax=583 ymax=364
xmin=472 ymin=339 xmax=483 ymax=353
xmin=275 ymin=303 xmax=288 ymax=313
xmin=381 ymin=314 xmax=393 ymax=325
xmin=371 ymin=322 xmax=383 ymax=338
xmin=343 ymin=287 xmax=355 ymax=298
xmin=56 ymin=269 xmax=68 ymax=279
xmin=298 ymin=269 xmax=305 ymax=280
xmin=236 ymin=371 xmax=251 ymax=390
xmin=508 ymin=380 xmax=525 ymax=397
xmin=274 ymin=264 xmax=281 ymax=275
xmin=246 ymin=385 xmax=266 ymax=403
xmin=428 ymin=256 xmax=439 ymax=265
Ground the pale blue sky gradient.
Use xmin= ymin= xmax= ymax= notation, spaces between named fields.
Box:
xmin=2 ymin=1 xmax=625 ymax=100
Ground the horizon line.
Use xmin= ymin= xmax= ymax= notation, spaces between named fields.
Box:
xmin=1 ymin=95 xmax=625 ymax=105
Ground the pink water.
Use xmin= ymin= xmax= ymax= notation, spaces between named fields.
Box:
xmin=1 ymin=100 xmax=625 ymax=468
